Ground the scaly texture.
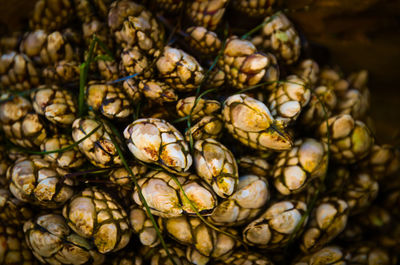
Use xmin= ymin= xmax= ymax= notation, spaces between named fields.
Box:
xmin=222 ymin=94 xmax=292 ymax=151
xmin=124 ymin=118 xmax=192 ymax=175
xmin=7 ymin=156 xmax=74 ymax=209
xmin=209 ymin=174 xmax=270 ymax=226
xmin=132 ymin=171 xmax=217 ymax=218
xmin=251 ymin=12 xmax=300 ymax=65
xmin=194 ymin=138 xmax=239 ymax=198
xmin=24 ymin=213 xmax=105 ymax=264
xmin=72 ymin=117 xmax=123 ymax=168
xmin=62 ymin=187 xmax=131 ymax=254
xmin=31 ymin=85 xmax=77 ymax=126
xmin=272 ymin=138 xmax=328 ymax=195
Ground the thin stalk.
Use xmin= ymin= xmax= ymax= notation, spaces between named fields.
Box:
xmin=240 ymin=11 xmax=280 ymax=40
xmin=15 ymin=124 xmax=101 ymax=155
xmin=93 ymin=35 xmax=115 ymax=60
xmin=107 ymin=124 xmax=177 ymax=265
xmin=79 ymin=35 xmax=98 ymax=117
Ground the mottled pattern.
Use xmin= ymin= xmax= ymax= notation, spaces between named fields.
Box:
xmin=86 ymin=82 xmax=133 ymax=120
xmin=318 ymin=114 xmax=374 ymax=164
xmin=156 ymin=46 xmax=204 ymax=92
xmin=272 ymin=138 xmax=328 ymax=195
xmin=252 ymin=13 xmax=300 ymax=65
xmin=0 ymin=224 xmax=37 ymax=265
xmin=63 ymin=187 xmax=131 ymax=253
xmin=301 ymin=197 xmax=349 ymax=253
xmin=0 ymin=52 xmax=40 ymax=91
xmin=194 ymin=138 xmax=239 ymax=198
xmin=132 ymin=171 xmax=217 ymax=218
xmin=24 ymin=213 xmax=105 ymax=264
xmin=187 ymin=0 xmax=227 ymax=30
xmin=209 ymin=174 xmax=270 ymax=226
xmin=238 ymin=156 xmax=271 ymax=177
xmin=177 ymin=96 xmax=221 ymax=122
xmin=222 ymin=94 xmax=292 ymax=151
xmin=124 ymin=118 xmax=192 ymax=175
xmin=40 ymin=134 xmax=86 ymax=169
xmin=31 ymin=85 xmax=77 ymax=126
xmin=243 ymin=200 xmax=307 ymax=248
xmin=7 ymin=156 xmax=74 ymax=209
xmin=72 ymin=117 xmax=123 ymax=168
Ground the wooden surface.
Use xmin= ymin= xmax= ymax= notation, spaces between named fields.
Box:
xmin=1 ymin=0 xmax=399 ymax=142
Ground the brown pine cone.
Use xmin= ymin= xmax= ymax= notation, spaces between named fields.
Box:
xmin=251 ymin=12 xmax=300 ymax=65
xmin=185 ymin=26 xmax=222 ymax=56
xmin=0 ymin=52 xmax=40 ymax=91
xmin=187 ymin=0 xmax=228 ymax=30
xmin=31 ymin=85 xmax=77 ymax=126
xmin=86 ymin=82 xmax=134 ymax=120
xmin=29 ymin=0 xmax=74 ymax=31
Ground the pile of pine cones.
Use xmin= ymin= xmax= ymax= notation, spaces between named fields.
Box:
xmin=0 ymin=0 xmax=399 ymax=264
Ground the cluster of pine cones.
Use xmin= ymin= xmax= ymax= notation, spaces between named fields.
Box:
xmin=0 ymin=0 xmax=399 ymax=264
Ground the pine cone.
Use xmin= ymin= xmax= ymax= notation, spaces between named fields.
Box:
xmin=24 ymin=213 xmax=105 ymax=264
xmin=62 ymin=187 xmax=131 ymax=253
xmin=0 ymin=52 xmax=40 ymax=91
xmin=251 ymin=12 xmax=300 ymax=65
xmin=243 ymin=200 xmax=308 ymax=248
xmin=7 ymin=156 xmax=75 ymax=209
xmin=29 ymin=0 xmax=74 ymax=31
xmin=0 ymin=95 xmax=47 ymax=148
xmin=132 ymin=171 xmax=217 ymax=218
xmin=72 ymin=117 xmax=123 ymax=168
xmin=222 ymin=94 xmax=292 ymax=151
xmin=185 ymin=26 xmax=222 ymax=56
xmin=194 ymin=138 xmax=239 ymax=198
xmin=209 ymin=174 xmax=270 ymax=226
xmin=156 ymin=46 xmax=204 ymax=92
xmin=31 ymin=85 xmax=77 ymax=126
xmin=272 ymin=138 xmax=328 ymax=195
xmin=86 ymin=82 xmax=134 ymax=120
xmin=187 ymin=0 xmax=228 ymax=30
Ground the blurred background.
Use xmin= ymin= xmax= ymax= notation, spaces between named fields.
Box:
xmin=1 ymin=0 xmax=399 ymax=142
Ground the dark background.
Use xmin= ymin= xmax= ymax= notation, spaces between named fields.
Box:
xmin=1 ymin=0 xmax=399 ymax=142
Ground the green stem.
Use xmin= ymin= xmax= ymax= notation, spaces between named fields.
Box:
xmin=107 ymin=124 xmax=177 ymax=265
xmin=240 ymin=11 xmax=280 ymax=40
xmin=15 ymin=124 xmax=101 ymax=155
xmin=79 ymin=35 xmax=98 ymax=117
